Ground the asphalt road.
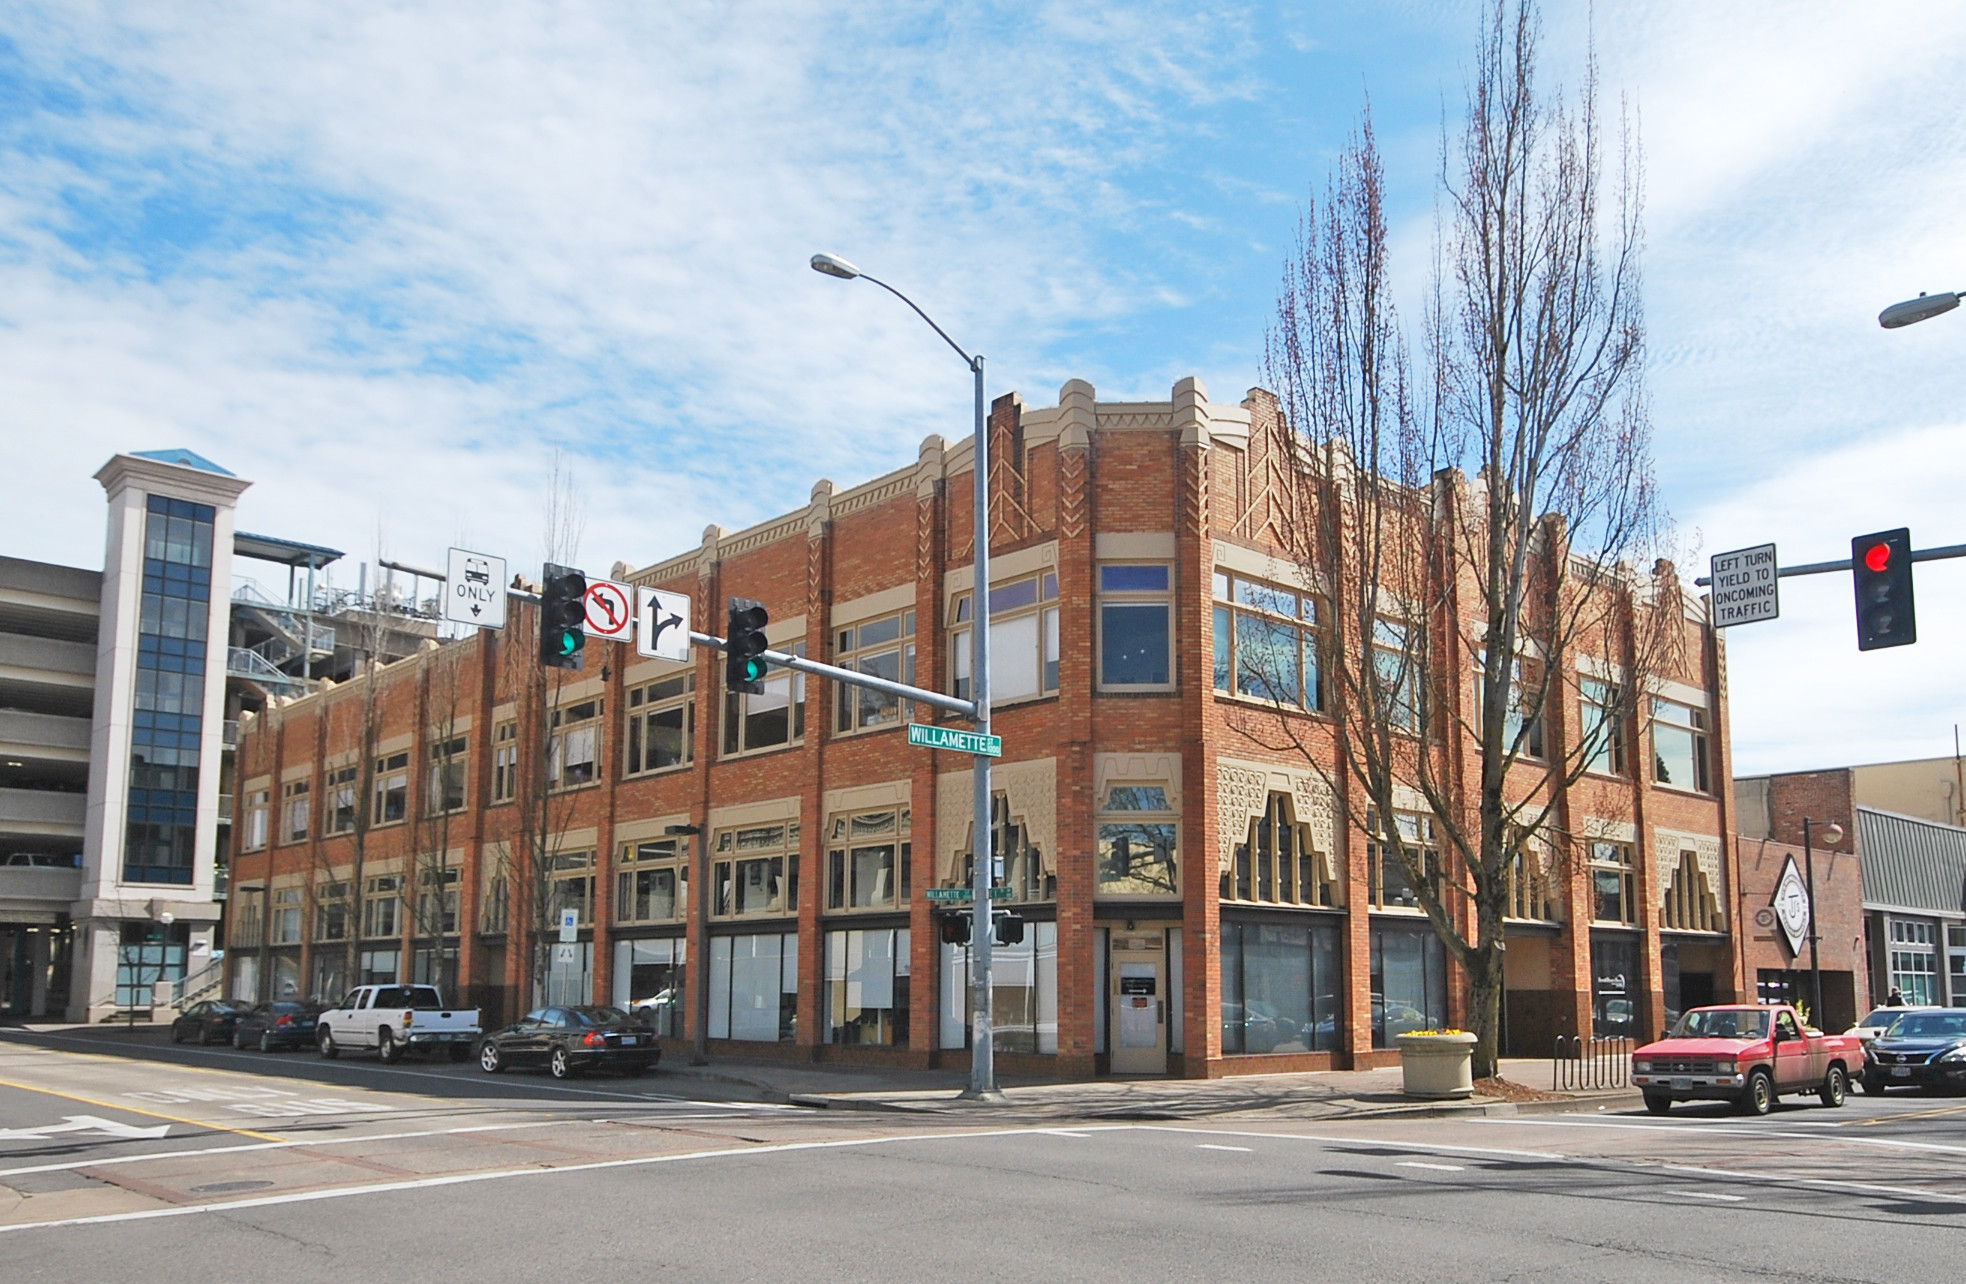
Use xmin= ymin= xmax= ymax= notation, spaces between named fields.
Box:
xmin=2 ymin=1029 xmax=1963 ymax=1280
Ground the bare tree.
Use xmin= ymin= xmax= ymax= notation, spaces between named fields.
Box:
xmin=408 ymin=645 xmax=467 ymax=998
xmin=1255 ymin=0 xmax=1670 ymax=1078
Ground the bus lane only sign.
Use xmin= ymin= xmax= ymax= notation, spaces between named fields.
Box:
xmin=1709 ymin=543 xmax=1779 ymax=627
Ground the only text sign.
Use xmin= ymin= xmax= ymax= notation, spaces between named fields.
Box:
xmin=907 ymin=723 xmax=1002 ymax=757
xmin=637 ymin=587 xmax=691 ymax=662
xmin=444 ymin=548 xmax=507 ymax=629
xmin=1709 ymin=543 xmax=1780 ymax=627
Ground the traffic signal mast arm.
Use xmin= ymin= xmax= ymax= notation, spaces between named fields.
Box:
xmin=686 ymin=630 xmax=981 ymax=720
xmin=1693 ymin=540 xmax=1966 ymax=585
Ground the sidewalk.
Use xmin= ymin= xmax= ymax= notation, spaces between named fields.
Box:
xmin=667 ymin=1055 xmax=1641 ymax=1122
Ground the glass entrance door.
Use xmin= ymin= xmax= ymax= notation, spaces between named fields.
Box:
xmin=1109 ymin=940 xmax=1165 ymax=1074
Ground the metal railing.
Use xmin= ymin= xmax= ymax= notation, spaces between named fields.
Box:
xmin=1552 ymin=1035 xmax=1633 ymax=1091
xmin=175 ymin=957 xmax=226 ymax=1010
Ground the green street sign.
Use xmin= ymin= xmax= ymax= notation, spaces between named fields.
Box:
xmin=907 ymin=723 xmax=1002 ymax=757
xmin=925 ymin=887 xmax=973 ymax=902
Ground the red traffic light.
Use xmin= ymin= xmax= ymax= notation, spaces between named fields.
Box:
xmin=1863 ymin=543 xmax=1891 ymax=574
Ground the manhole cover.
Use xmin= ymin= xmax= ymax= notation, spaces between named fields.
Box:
xmin=191 ymin=1180 xmax=275 ymax=1194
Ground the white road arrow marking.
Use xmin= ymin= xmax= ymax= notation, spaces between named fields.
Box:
xmin=0 ymin=1115 xmax=171 ymax=1143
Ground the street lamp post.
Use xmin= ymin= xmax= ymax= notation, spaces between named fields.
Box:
xmin=1879 ymin=290 xmax=1962 ymax=329
xmin=811 ymin=252 xmax=1000 ymax=1098
xmin=1801 ymin=818 xmax=1844 ymax=1026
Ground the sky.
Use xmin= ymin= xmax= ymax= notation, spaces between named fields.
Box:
xmin=2 ymin=1 xmax=1963 ymax=776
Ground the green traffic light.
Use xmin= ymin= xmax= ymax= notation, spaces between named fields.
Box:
xmin=559 ymin=631 xmax=579 ymax=656
xmin=744 ymin=658 xmax=767 ymax=681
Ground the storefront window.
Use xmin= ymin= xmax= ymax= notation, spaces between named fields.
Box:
xmin=709 ymin=932 xmax=797 ymax=1042
xmin=1591 ymin=934 xmax=1639 ymax=1038
xmin=942 ymin=922 xmax=1057 ymax=1054
xmin=1220 ymin=919 xmax=1341 ymax=1054
xmin=1369 ymin=922 xmax=1446 ymax=1048
xmin=612 ymin=937 xmax=686 ymax=1038
xmin=824 ymin=928 xmax=910 ymax=1045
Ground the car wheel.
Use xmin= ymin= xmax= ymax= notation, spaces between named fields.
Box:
xmin=1642 ymin=1092 xmax=1671 ymax=1116
xmin=1860 ymin=1073 xmax=1885 ymax=1096
xmin=260 ymin=1031 xmax=274 ymax=1053
xmin=170 ymin=1024 xmax=185 ymax=1044
xmin=479 ymin=1040 xmax=504 ymax=1074
xmin=1738 ymin=1069 xmax=1775 ymax=1116
xmin=1819 ymin=1065 xmax=1848 ymax=1108
xmin=198 ymin=1024 xmax=214 ymax=1045
xmin=549 ymin=1046 xmax=574 ymax=1079
xmin=318 ymin=1028 xmax=339 ymax=1059
xmin=232 ymin=1029 xmax=246 ymax=1050
xmin=377 ymin=1029 xmax=401 ymax=1064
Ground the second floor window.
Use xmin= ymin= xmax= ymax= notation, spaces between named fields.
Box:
xmin=315 ymin=881 xmax=350 ymax=941
xmin=1096 ymin=784 xmax=1179 ymax=897
xmin=1591 ymin=841 xmax=1636 ymax=924
xmin=426 ymin=738 xmax=467 ymax=813
xmin=627 ymin=674 xmax=694 ymax=774
xmin=1651 ymin=698 xmax=1710 ymax=793
xmin=618 ymin=839 xmax=687 ymax=923
xmin=1213 ymin=571 xmax=1322 ymax=710
xmin=243 ymin=790 xmax=269 ymax=850
xmin=835 ymin=612 xmax=915 ymax=733
xmin=550 ymin=700 xmax=601 ymax=787
xmin=826 ymin=807 xmax=910 ymax=911
xmin=1367 ymin=811 xmax=1437 ymax=910
xmin=417 ymin=867 xmax=460 ymax=935
xmin=282 ymin=780 xmax=310 ymax=843
xmin=1222 ymin=791 xmax=1333 ymax=907
xmin=1473 ymin=654 xmax=1543 ymax=760
xmin=491 ymin=722 xmax=518 ymax=802
xmin=362 ymin=874 xmax=402 ymax=939
xmin=1506 ymin=847 xmax=1557 ymax=922
xmin=952 ymin=572 xmax=1059 ymax=704
xmin=372 ymin=753 xmax=409 ymax=825
xmin=713 ymin=822 xmax=799 ymax=918
xmin=549 ymin=851 xmax=596 ymax=926
xmin=272 ymin=887 xmax=303 ymax=943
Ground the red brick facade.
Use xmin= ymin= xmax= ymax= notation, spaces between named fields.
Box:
xmin=227 ymin=377 xmax=1740 ymax=1075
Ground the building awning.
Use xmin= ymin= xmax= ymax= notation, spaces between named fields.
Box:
xmin=234 ymin=532 xmax=344 ymax=568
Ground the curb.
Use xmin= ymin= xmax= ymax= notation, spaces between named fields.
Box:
xmin=787 ymin=1089 xmax=1647 ymax=1120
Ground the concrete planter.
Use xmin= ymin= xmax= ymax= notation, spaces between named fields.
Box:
xmin=1396 ymin=1031 xmax=1477 ymax=1099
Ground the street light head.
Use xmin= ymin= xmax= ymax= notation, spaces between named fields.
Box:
xmin=810 ymin=252 xmax=861 ymax=281
xmin=1879 ymin=290 xmax=1960 ymax=329
xmin=1823 ymin=821 xmax=1844 ymax=847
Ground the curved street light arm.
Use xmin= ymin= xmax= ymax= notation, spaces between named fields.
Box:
xmin=857 ymin=272 xmax=979 ymax=371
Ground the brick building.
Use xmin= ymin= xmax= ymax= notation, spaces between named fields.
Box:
xmin=227 ymin=377 xmax=1742 ymax=1075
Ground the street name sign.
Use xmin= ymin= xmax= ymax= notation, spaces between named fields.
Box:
xmin=907 ymin=723 xmax=1002 ymax=757
xmin=637 ymin=587 xmax=691 ymax=662
xmin=582 ymin=579 xmax=634 ymax=640
xmin=924 ymin=887 xmax=1010 ymax=902
xmin=443 ymin=548 xmax=507 ymax=629
xmin=1709 ymin=543 xmax=1779 ymax=627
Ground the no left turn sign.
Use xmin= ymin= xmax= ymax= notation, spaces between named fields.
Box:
xmin=582 ymin=579 xmax=634 ymax=639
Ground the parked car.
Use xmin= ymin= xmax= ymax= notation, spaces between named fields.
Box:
xmin=315 ymin=985 xmax=481 ymax=1062
xmin=231 ymin=1001 xmax=322 ymax=1052
xmin=1845 ymin=1004 xmax=1944 ymax=1048
xmin=1860 ymin=1009 xmax=1966 ymax=1095
xmin=171 ymin=1000 xmax=247 ymax=1045
xmin=477 ymin=1006 xmax=661 ymax=1079
xmin=1630 ymin=1003 xmax=1862 ymax=1115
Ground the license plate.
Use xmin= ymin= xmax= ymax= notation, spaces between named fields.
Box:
xmin=1892 ymin=1067 xmax=1911 ymax=1077
xmin=1671 ymin=1077 xmax=1691 ymax=1089
xmin=619 ymin=1036 xmax=637 ymax=1046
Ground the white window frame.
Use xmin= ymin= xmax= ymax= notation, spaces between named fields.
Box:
xmin=626 ymin=673 xmax=695 ymax=776
xmin=950 ymin=572 xmax=1059 ymax=706
xmin=834 ymin=612 xmax=917 ymax=734
xmin=1212 ymin=570 xmax=1324 ymax=711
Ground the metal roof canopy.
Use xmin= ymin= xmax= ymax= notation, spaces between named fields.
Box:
xmin=234 ymin=531 xmax=344 ymax=568
xmin=1856 ymin=806 xmax=1966 ymax=916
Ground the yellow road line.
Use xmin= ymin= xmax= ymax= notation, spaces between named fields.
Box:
xmin=0 ymin=1077 xmax=288 ymax=1143
xmin=1860 ymin=1102 xmax=1966 ymax=1126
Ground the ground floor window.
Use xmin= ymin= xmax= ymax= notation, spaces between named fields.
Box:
xmin=1370 ymin=922 xmax=1446 ymax=1048
xmin=311 ymin=953 xmax=345 ymax=1003
xmin=358 ymin=948 xmax=399 ymax=987
xmin=1591 ymin=934 xmax=1639 ymax=1039
xmin=710 ymin=932 xmax=796 ymax=1042
xmin=613 ymin=937 xmax=686 ymax=1038
xmin=115 ymin=921 xmax=188 ymax=1009
xmin=412 ymin=946 xmax=458 ymax=991
xmin=1220 ymin=918 xmax=1342 ymax=1054
xmin=538 ymin=939 xmax=593 ymax=1008
xmin=941 ymin=922 xmax=1057 ymax=1054
xmin=1889 ymin=918 xmax=1939 ymax=1005
xmin=825 ymin=928 xmax=910 ymax=1046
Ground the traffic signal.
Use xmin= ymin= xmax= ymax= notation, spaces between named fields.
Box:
xmin=538 ymin=564 xmax=587 ymax=670
xmin=1851 ymin=528 xmax=1916 ymax=651
xmin=726 ymin=597 xmax=770 ymax=694
xmin=992 ymin=911 xmax=1025 ymax=947
xmin=939 ymin=913 xmax=971 ymax=946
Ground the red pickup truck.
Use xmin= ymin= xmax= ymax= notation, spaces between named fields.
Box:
xmin=1630 ymin=1004 xmax=1862 ymax=1116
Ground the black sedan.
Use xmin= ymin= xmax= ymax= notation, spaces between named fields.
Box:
xmin=170 ymin=1000 xmax=247 ymax=1045
xmin=230 ymin=1001 xmax=322 ymax=1052
xmin=477 ymin=1006 xmax=660 ymax=1079
xmin=1862 ymin=1009 xmax=1966 ymax=1093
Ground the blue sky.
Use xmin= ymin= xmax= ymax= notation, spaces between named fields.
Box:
xmin=3 ymin=1 xmax=1964 ymax=774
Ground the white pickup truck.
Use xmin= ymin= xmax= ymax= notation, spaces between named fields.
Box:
xmin=316 ymin=984 xmax=481 ymax=1063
